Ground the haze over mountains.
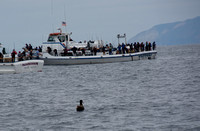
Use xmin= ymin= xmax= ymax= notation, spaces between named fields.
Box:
xmin=128 ymin=16 xmax=200 ymax=45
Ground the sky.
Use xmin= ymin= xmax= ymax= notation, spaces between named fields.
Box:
xmin=0 ymin=0 xmax=200 ymax=52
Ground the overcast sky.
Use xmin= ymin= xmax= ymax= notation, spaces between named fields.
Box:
xmin=0 ymin=0 xmax=200 ymax=51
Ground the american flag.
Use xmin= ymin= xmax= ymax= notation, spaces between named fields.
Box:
xmin=62 ymin=21 xmax=66 ymax=26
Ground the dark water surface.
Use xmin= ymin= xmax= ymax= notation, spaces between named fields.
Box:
xmin=0 ymin=45 xmax=200 ymax=130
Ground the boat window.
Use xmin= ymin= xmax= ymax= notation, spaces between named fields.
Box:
xmin=48 ymin=36 xmax=55 ymax=42
xmin=58 ymin=36 xmax=65 ymax=42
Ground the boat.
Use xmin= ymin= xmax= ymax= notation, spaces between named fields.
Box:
xmin=39 ymin=31 xmax=157 ymax=65
xmin=0 ymin=44 xmax=44 ymax=74
xmin=41 ymin=50 xmax=156 ymax=65
xmin=0 ymin=60 xmax=44 ymax=74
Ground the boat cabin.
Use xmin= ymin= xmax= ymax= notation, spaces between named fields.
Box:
xmin=47 ymin=33 xmax=68 ymax=43
xmin=42 ymin=32 xmax=104 ymax=56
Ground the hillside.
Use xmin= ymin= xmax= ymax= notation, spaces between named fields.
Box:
xmin=128 ymin=16 xmax=200 ymax=45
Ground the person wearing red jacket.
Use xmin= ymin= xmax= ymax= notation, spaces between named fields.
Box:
xmin=11 ymin=49 xmax=17 ymax=62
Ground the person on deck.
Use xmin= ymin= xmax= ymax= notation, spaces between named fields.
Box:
xmin=38 ymin=46 xmax=42 ymax=52
xmin=81 ymin=48 xmax=85 ymax=56
xmin=28 ymin=44 xmax=32 ymax=51
xmin=21 ymin=49 xmax=26 ymax=60
xmin=54 ymin=49 xmax=58 ymax=56
xmin=35 ymin=50 xmax=40 ymax=59
xmin=117 ymin=44 xmax=122 ymax=54
xmin=18 ymin=51 xmax=23 ymax=61
xmin=25 ymin=43 xmax=29 ymax=50
xmin=11 ymin=49 xmax=17 ymax=62
xmin=136 ymin=42 xmax=140 ymax=52
xmin=145 ymin=42 xmax=148 ymax=51
xmin=93 ymin=47 xmax=97 ymax=56
xmin=153 ymin=41 xmax=156 ymax=50
xmin=0 ymin=52 xmax=3 ymax=62
xmin=122 ymin=43 xmax=125 ymax=54
xmin=29 ymin=50 xmax=33 ymax=59
xmin=109 ymin=43 xmax=113 ymax=55
xmin=102 ymin=46 xmax=106 ymax=55
xmin=130 ymin=43 xmax=133 ymax=53
xmin=2 ymin=48 xmax=6 ymax=54
xmin=47 ymin=47 xmax=52 ymax=54
xmin=125 ymin=44 xmax=129 ymax=54
xmin=71 ymin=46 xmax=77 ymax=56
xmin=141 ymin=42 xmax=144 ymax=51
xmin=63 ymin=48 xmax=68 ymax=56
xmin=134 ymin=42 xmax=137 ymax=52
xmin=149 ymin=42 xmax=152 ymax=51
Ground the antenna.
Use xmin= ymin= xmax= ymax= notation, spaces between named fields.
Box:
xmin=51 ymin=0 xmax=53 ymax=16
xmin=51 ymin=0 xmax=54 ymax=32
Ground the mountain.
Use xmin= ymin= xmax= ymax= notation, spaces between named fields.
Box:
xmin=128 ymin=16 xmax=200 ymax=45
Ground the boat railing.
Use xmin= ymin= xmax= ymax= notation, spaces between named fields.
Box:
xmin=44 ymin=48 xmax=156 ymax=57
xmin=0 ymin=55 xmax=43 ymax=63
xmin=0 ymin=57 xmax=12 ymax=63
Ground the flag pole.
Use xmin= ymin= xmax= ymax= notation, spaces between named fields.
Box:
xmin=64 ymin=4 xmax=67 ymax=33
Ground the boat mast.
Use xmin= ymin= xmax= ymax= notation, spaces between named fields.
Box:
xmin=51 ymin=0 xmax=55 ymax=33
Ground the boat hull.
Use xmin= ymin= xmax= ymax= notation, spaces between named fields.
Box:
xmin=41 ymin=51 xmax=157 ymax=65
xmin=0 ymin=60 xmax=44 ymax=74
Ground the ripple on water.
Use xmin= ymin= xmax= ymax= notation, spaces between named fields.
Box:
xmin=0 ymin=45 xmax=200 ymax=130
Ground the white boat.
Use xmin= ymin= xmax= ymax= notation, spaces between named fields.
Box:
xmin=0 ymin=43 xmax=44 ymax=74
xmin=39 ymin=31 xmax=157 ymax=65
xmin=41 ymin=50 xmax=156 ymax=65
xmin=0 ymin=60 xmax=44 ymax=74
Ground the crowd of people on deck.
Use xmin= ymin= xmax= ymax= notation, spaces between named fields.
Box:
xmin=0 ymin=41 xmax=156 ymax=63
xmin=116 ymin=41 xmax=156 ymax=54
xmin=0 ymin=41 xmax=157 ymax=63
xmin=0 ymin=43 xmax=42 ymax=63
xmin=16 ymin=44 xmax=42 ymax=62
xmin=47 ymin=41 xmax=156 ymax=56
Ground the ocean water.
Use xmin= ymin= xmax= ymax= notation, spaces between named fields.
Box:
xmin=0 ymin=44 xmax=200 ymax=131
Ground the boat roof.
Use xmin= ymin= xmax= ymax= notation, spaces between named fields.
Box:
xmin=49 ymin=33 xmax=62 ymax=36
